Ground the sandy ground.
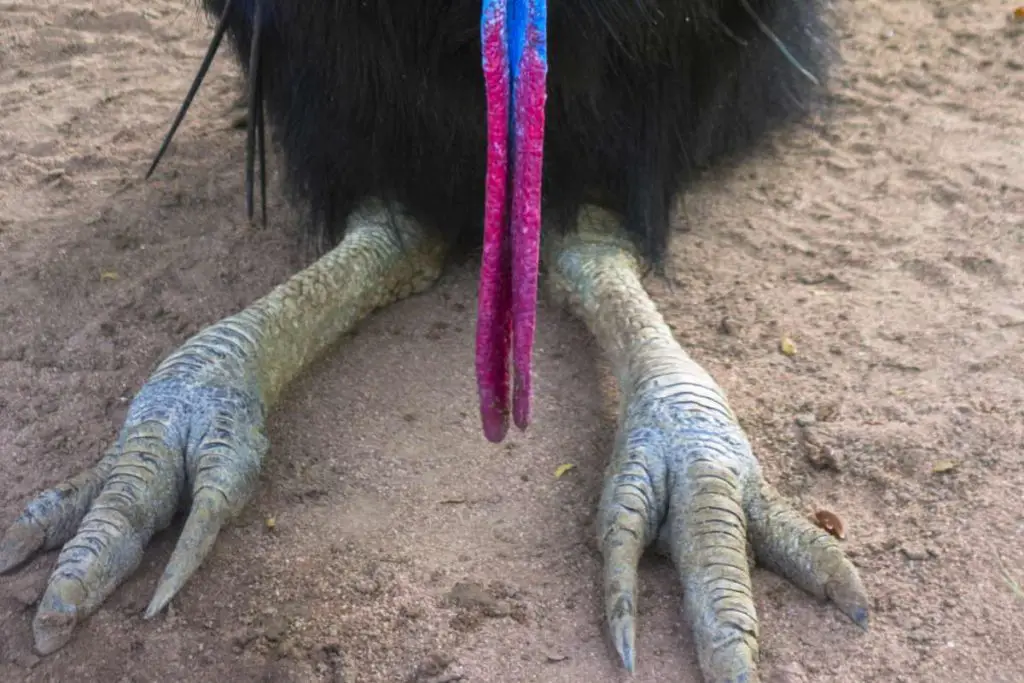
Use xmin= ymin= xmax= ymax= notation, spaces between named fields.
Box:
xmin=1 ymin=1 xmax=1023 ymax=682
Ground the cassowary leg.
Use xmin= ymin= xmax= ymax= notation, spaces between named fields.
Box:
xmin=545 ymin=206 xmax=868 ymax=683
xmin=0 ymin=199 xmax=446 ymax=655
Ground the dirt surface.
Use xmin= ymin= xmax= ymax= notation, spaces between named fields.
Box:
xmin=2 ymin=1 xmax=1023 ymax=682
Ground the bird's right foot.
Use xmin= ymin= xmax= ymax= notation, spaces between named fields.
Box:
xmin=0 ymin=200 xmax=447 ymax=655
xmin=0 ymin=319 xmax=271 ymax=655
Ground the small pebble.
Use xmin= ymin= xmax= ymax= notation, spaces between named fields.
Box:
xmin=900 ymin=543 xmax=930 ymax=561
xmin=795 ymin=412 xmax=816 ymax=427
xmin=718 ymin=317 xmax=740 ymax=335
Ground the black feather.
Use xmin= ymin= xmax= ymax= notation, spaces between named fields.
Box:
xmin=145 ymin=0 xmax=235 ymax=180
xmin=243 ymin=0 xmax=267 ymax=225
xmin=182 ymin=0 xmax=834 ymax=264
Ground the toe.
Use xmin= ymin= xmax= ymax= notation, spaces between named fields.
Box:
xmin=598 ymin=430 xmax=668 ymax=672
xmin=0 ymin=447 xmax=121 ymax=573
xmin=663 ymin=447 xmax=760 ymax=683
xmin=745 ymin=483 xmax=869 ymax=628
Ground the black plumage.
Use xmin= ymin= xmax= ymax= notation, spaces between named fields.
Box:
xmin=156 ymin=0 xmax=832 ymax=265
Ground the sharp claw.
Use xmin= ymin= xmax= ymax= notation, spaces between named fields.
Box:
xmin=603 ymin=533 xmax=640 ymax=674
xmin=618 ymin=629 xmax=636 ymax=674
xmin=0 ymin=448 xmax=120 ymax=573
xmin=145 ymin=489 xmax=229 ymax=619
xmin=147 ymin=413 xmax=267 ymax=618
xmin=745 ymin=484 xmax=870 ymax=630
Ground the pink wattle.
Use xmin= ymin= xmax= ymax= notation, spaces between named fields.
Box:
xmin=477 ymin=12 xmax=512 ymax=443
xmin=510 ymin=38 xmax=546 ymax=430
xmin=477 ymin=1 xmax=546 ymax=443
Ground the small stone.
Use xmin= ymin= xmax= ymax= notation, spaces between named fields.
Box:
xmin=233 ymin=628 xmax=261 ymax=652
xmin=446 ymin=582 xmax=497 ymax=612
xmin=795 ymin=412 xmax=816 ymax=427
xmin=274 ymin=639 xmax=298 ymax=659
xmin=801 ymin=431 xmax=843 ymax=471
xmin=901 ymin=616 xmax=923 ymax=630
xmin=400 ymin=603 xmax=426 ymax=620
xmin=353 ymin=578 xmax=379 ymax=595
xmin=408 ymin=652 xmax=454 ymax=681
xmin=908 ymin=629 xmax=933 ymax=643
xmin=545 ymin=652 xmax=569 ymax=663
xmin=814 ymin=402 xmax=840 ymax=421
xmin=780 ymin=336 xmax=797 ymax=356
xmin=485 ymin=600 xmax=512 ymax=618
xmin=900 ymin=543 xmax=930 ymax=561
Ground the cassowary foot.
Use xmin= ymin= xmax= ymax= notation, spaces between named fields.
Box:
xmin=0 ymin=362 xmax=268 ymax=655
xmin=0 ymin=200 xmax=446 ymax=654
xmin=599 ymin=393 xmax=868 ymax=682
xmin=546 ymin=206 xmax=868 ymax=683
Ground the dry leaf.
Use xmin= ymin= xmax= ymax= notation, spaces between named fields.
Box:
xmin=1013 ymin=7 xmax=1024 ymax=22
xmin=812 ymin=509 xmax=846 ymax=540
xmin=554 ymin=463 xmax=576 ymax=478
xmin=100 ymin=271 xmax=119 ymax=281
xmin=264 ymin=516 xmax=276 ymax=531
xmin=931 ymin=459 xmax=958 ymax=474
xmin=780 ymin=336 xmax=797 ymax=356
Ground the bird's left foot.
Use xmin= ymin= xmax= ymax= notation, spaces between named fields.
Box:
xmin=544 ymin=211 xmax=868 ymax=683
xmin=597 ymin=351 xmax=868 ymax=683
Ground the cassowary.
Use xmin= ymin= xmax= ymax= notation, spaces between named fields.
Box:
xmin=0 ymin=1 xmax=868 ymax=680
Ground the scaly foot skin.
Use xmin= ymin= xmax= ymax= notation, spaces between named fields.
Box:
xmin=0 ymin=200 xmax=446 ymax=655
xmin=546 ymin=206 xmax=868 ymax=683
xmin=1 ymin=340 xmax=270 ymax=655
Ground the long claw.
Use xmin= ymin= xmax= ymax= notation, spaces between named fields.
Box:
xmin=745 ymin=484 xmax=870 ymax=629
xmin=0 ymin=447 xmax=120 ymax=573
xmin=145 ymin=489 xmax=227 ymax=618
xmin=146 ymin=414 xmax=266 ymax=618
xmin=602 ymin=525 xmax=642 ymax=674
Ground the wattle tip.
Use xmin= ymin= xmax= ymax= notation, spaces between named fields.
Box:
xmin=481 ymin=405 xmax=510 ymax=442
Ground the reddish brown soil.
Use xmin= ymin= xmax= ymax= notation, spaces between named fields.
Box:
xmin=2 ymin=1 xmax=1023 ymax=682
